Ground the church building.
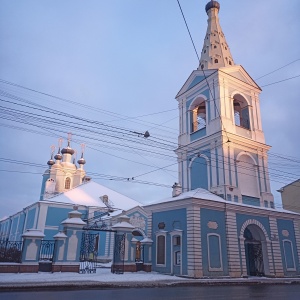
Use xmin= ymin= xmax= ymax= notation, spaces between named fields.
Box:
xmin=1 ymin=1 xmax=300 ymax=279
xmin=144 ymin=1 xmax=300 ymax=278
xmin=0 ymin=138 xmax=148 ymax=263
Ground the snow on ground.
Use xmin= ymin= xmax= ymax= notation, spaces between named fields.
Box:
xmin=0 ymin=268 xmax=187 ymax=283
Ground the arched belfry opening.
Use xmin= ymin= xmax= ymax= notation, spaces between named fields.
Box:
xmin=233 ymin=94 xmax=250 ymax=130
xmin=190 ymin=97 xmax=207 ymax=132
xmin=243 ymin=224 xmax=268 ymax=276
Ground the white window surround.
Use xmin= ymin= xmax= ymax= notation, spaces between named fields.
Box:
xmin=282 ymin=239 xmax=296 ymax=271
xmin=207 ymin=233 xmax=223 ymax=272
xmin=155 ymin=231 xmax=167 ymax=267
xmin=170 ymin=230 xmax=183 ymax=275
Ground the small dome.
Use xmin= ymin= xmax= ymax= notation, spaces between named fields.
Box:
xmin=78 ymin=157 xmax=86 ymax=165
xmin=47 ymin=159 xmax=55 ymax=166
xmin=205 ymin=1 xmax=220 ymax=13
xmin=54 ymin=153 xmax=62 ymax=160
xmin=61 ymin=147 xmax=75 ymax=155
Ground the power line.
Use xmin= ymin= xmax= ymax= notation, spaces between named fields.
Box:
xmin=255 ymin=59 xmax=300 ymax=80
xmin=176 ymin=0 xmax=199 ymax=61
xmin=261 ymin=74 xmax=300 ymax=88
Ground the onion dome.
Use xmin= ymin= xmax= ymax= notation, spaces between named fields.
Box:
xmin=205 ymin=0 xmax=220 ymax=13
xmin=78 ymin=153 xmax=86 ymax=165
xmin=61 ymin=141 xmax=75 ymax=155
xmin=61 ymin=147 xmax=75 ymax=155
xmin=47 ymin=158 xmax=55 ymax=166
xmin=54 ymin=148 xmax=62 ymax=160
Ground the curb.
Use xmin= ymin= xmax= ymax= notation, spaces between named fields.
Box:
xmin=1 ymin=278 xmax=300 ymax=292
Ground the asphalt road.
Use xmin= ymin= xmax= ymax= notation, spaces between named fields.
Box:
xmin=1 ymin=285 xmax=300 ymax=300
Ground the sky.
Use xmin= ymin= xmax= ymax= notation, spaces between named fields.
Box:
xmin=0 ymin=0 xmax=299 ymax=218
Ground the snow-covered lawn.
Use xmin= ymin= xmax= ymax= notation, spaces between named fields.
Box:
xmin=0 ymin=268 xmax=187 ymax=284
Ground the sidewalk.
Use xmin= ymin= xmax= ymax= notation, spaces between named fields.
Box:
xmin=1 ymin=268 xmax=300 ymax=291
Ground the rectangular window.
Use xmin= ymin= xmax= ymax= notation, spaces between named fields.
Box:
xmin=234 ymin=195 xmax=238 ymax=203
xmin=174 ymin=236 xmax=181 ymax=246
xmin=270 ymin=202 xmax=274 ymax=208
xmin=227 ymin=194 xmax=232 ymax=201
xmin=264 ymin=200 xmax=268 ymax=208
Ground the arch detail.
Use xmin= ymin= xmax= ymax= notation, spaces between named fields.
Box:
xmin=239 ymin=219 xmax=269 ymax=240
xmin=236 ymin=151 xmax=257 ymax=165
xmin=189 ymin=94 xmax=208 ymax=110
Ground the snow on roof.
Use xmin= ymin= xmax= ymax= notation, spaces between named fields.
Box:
xmin=149 ymin=188 xmax=225 ymax=205
xmin=146 ymin=188 xmax=300 ymax=215
xmin=42 ymin=181 xmax=142 ymax=211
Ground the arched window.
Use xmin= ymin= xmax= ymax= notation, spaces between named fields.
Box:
xmin=214 ymin=59 xmax=218 ymax=63
xmin=233 ymin=95 xmax=250 ymax=130
xmin=65 ymin=177 xmax=71 ymax=189
xmin=192 ymin=101 xmax=206 ymax=132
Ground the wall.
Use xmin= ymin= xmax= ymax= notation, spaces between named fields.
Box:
xmin=200 ymin=208 xmax=229 ymax=276
xmin=151 ymin=208 xmax=187 ymax=275
xmin=277 ymin=219 xmax=299 ymax=276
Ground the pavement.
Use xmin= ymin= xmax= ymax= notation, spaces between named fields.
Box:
xmin=0 ymin=267 xmax=300 ymax=291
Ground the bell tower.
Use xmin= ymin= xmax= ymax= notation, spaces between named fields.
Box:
xmin=175 ymin=1 xmax=274 ymax=208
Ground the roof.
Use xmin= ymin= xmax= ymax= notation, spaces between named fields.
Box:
xmin=146 ymin=188 xmax=300 ymax=215
xmin=279 ymin=179 xmax=300 ymax=191
xmin=42 ymin=180 xmax=142 ymax=211
xmin=149 ymin=188 xmax=225 ymax=205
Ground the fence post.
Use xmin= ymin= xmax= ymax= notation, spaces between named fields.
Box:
xmin=111 ymin=214 xmax=135 ymax=273
xmin=21 ymin=229 xmax=45 ymax=273
xmin=51 ymin=231 xmax=67 ymax=272
xmin=141 ymin=237 xmax=153 ymax=272
xmin=59 ymin=207 xmax=86 ymax=272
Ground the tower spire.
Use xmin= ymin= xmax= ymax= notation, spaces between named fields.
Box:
xmin=199 ymin=1 xmax=235 ymax=70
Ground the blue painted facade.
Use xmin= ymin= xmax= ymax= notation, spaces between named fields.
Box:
xmin=190 ymin=156 xmax=208 ymax=190
xmin=200 ymin=208 xmax=229 ymax=276
xmin=26 ymin=208 xmax=36 ymax=230
xmin=151 ymin=208 xmax=187 ymax=275
xmin=277 ymin=219 xmax=299 ymax=276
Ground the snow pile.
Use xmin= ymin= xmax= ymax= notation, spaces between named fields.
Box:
xmin=0 ymin=268 xmax=187 ymax=283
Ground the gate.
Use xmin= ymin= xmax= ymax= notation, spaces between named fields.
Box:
xmin=0 ymin=240 xmax=23 ymax=263
xmin=111 ymin=233 xmax=125 ymax=274
xmin=38 ymin=240 xmax=56 ymax=272
xmin=79 ymin=232 xmax=99 ymax=274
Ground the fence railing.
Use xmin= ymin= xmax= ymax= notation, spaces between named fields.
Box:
xmin=0 ymin=240 xmax=23 ymax=263
xmin=39 ymin=240 xmax=56 ymax=261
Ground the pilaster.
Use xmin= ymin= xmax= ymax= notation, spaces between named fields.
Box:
xmin=225 ymin=211 xmax=241 ymax=277
xmin=186 ymin=206 xmax=203 ymax=278
xmin=269 ymin=217 xmax=284 ymax=277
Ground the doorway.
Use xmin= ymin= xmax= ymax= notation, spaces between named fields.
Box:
xmin=244 ymin=226 xmax=265 ymax=276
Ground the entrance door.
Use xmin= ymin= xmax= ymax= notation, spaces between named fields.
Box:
xmin=245 ymin=241 xmax=264 ymax=276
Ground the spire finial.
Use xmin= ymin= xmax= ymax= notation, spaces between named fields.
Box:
xmin=67 ymin=132 xmax=72 ymax=147
xmin=58 ymin=138 xmax=63 ymax=150
xmin=199 ymin=0 xmax=235 ymax=70
xmin=50 ymin=145 xmax=55 ymax=158
xmin=80 ymin=143 xmax=85 ymax=158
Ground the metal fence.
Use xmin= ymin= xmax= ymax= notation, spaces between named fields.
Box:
xmin=111 ymin=233 xmax=125 ymax=274
xmin=79 ymin=233 xmax=99 ymax=274
xmin=39 ymin=240 xmax=56 ymax=261
xmin=0 ymin=240 xmax=23 ymax=263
